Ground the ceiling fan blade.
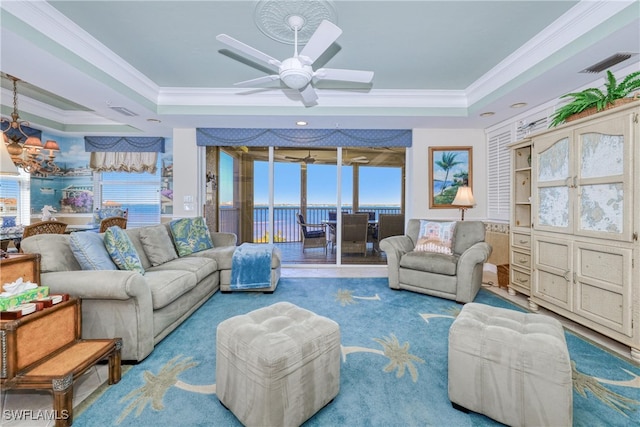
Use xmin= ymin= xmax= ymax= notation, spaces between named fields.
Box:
xmin=299 ymin=85 xmax=319 ymax=107
xmin=234 ymin=75 xmax=281 ymax=87
xmin=216 ymin=34 xmax=281 ymax=72
xmin=299 ymin=20 xmax=342 ymax=64
xmin=314 ymin=68 xmax=374 ymax=83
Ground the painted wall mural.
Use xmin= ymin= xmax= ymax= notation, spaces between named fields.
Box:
xmin=29 ymin=133 xmax=173 ymax=216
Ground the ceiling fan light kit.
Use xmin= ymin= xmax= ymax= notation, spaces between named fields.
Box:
xmin=217 ymin=2 xmax=374 ymax=107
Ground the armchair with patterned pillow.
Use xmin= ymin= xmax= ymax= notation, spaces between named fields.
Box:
xmin=379 ymin=219 xmax=492 ymax=303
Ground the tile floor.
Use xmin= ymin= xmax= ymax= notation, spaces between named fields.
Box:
xmin=1 ymin=266 xmax=634 ymax=426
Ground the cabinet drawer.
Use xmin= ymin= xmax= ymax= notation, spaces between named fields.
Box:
xmin=511 ymin=269 xmax=531 ymax=290
xmin=512 ymin=232 xmax=531 ymax=249
xmin=511 ymin=250 xmax=531 ymax=269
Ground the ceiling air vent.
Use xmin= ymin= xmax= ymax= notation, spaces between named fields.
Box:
xmin=108 ymin=106 xmax=138 ymax=116
xmin=580 ymin=53 xmax=637 ymax=74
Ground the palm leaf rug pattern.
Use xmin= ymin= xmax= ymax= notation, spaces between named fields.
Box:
xmin=75 ymin=278 xmax=640 ymax=426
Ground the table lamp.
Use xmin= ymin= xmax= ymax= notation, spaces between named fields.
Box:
xmin=1 ymin=136 xmax=20 ymax=176
xmin=452 ymin=186 xmax=475 ymax=221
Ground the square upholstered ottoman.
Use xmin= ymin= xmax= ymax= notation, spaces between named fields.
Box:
xmin=216 ymin=302 xmax=341 ymax=427
xmin=448 ymin=303 xmax=572 ymax=427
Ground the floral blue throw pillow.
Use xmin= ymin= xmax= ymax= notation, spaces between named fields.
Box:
xmin=169 ymin=217 xmax=213 ymax=257
xmin=103 ymin=226 xmax=145 ymax=274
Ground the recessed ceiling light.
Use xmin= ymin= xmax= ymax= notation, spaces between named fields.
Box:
xmin=510 ymin=102 xmax=528 ymax=108
xmin=480 ymin=112 xmax=495 ymax=117
xmin=147 ymin=118 xmax=161 ymax=123
xmin=296 ymin=120 xmax=308 ymax=126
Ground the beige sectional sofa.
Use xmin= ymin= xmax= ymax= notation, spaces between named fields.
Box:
xmin=20 ymin=222 xmax=281 ymax=361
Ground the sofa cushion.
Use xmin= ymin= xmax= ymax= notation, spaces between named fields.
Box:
xmin=400 ymin=251 xmax=458 ymax=275
xmin=147 ymin=256 xmax=217 ymax=283
xmin=104 ymin=226 xmax=145 ymax=274
xmin=143 ymin=270 xmax=198 ymax=310
xmin=169 ymin=217 xmax=214 ymax=257
xmin=414 ymin=220 xmax=456 ymax=255
xmin=20 ymin=234 xmax=81 ymax=273
xmin=139 ymin=225 xmax=178 ymax=266
xmin=69 ymin=231 xmax=118 ymax=270
xmin=189 ymin=246 xmax=240 ymax=270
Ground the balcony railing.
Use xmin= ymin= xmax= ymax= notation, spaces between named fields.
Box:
xmin=220 ymin=206 xmax=401 ymax=243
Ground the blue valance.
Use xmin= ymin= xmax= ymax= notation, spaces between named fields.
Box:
xmin=84 ymin=136 xmax=165 ymax=153
xmin=196 ymin=128 xmax=412 ymax=147
xmin=1 ymin=123 xmax=41 ymax=142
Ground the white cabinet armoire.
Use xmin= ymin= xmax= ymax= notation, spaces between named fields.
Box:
xmin=530 ymin=101 xmax=639 ymax=362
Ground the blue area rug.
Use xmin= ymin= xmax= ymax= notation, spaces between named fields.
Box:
xmin=75 ymin=278 xmax=640 ymax=426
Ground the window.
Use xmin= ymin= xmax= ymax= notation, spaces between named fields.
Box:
xmin=97 ymin=158 xmax=162 ymax=227
xmin=0 ymin=169 xmax=30 ymax=226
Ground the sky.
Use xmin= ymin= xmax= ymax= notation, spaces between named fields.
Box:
xmin=220 ymin=154 xmax=402 ymax=206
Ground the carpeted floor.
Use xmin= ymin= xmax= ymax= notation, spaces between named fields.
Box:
xmin=75 ymin=278 xmax=640 ymax=426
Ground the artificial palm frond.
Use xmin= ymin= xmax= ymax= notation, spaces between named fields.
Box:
xmin=549 ymin=70 xmax=640 ymax=128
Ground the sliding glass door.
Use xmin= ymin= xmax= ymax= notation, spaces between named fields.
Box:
xmin=213 ymin=146 xmax=404 ymax=266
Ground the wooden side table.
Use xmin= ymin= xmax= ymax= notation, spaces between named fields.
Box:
xmin=1 ymin=298 xmax=121 ymax=427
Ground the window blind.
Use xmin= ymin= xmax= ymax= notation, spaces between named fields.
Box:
xmin=487 ymin=127 xmax=512 ymax=221
xmin=99 ymin=159 xmax=161 ymax=227
xmin=0 ymin=170 xmax=30 ymax=226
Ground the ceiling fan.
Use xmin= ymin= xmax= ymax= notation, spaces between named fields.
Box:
xmin=283 ymin=150 xmax=370 ymax=164
xmin=216 ymin=17 xmax=374 ymax=107
xmin=285 ymin=150 xmax=317 ymax=164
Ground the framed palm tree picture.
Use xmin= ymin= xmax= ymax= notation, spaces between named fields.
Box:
xmin=429 ymin=146 xmax=472 ymax=208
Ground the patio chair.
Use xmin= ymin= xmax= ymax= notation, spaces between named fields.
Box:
xmin=341 ymin=213 xmax=369 ymax=256
xmin=375 ymin=213 xmax=405 ymax=251
xmin=357 ymin=211 xmax=377 ymax=250
xmin=99 ymin=216 xmax=128 ymax=233
xmin=296 ymin=213 xmax=327 ymax=253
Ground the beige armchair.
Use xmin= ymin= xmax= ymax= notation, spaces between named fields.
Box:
xmin=379 ymin=219 xmax=492 ymax=303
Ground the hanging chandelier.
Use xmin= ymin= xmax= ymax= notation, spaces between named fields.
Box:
xmin=1 ymin=75 xmax=60 ymax=176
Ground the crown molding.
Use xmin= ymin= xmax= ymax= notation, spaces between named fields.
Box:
xmin=1 ymin=0 xmax=160 ymax=103
xmin=466 ymin=0 xmax=635 ymax=106
xmin=158 ymin=88 xmax=468 ymax=109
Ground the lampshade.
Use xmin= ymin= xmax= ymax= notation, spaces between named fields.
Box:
xmin=0 ymin=141 xmax=20 ymax=176
xmin=24 ymin=136 xmax=43 ymax=149
xmin=452 ymin=186 xmax=476 ymax=206
xmin=43 ymin=140 xmax=60 ymax=151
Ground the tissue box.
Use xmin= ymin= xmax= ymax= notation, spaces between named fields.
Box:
xmin=0 ymin=287 xmax=49 ymax=312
